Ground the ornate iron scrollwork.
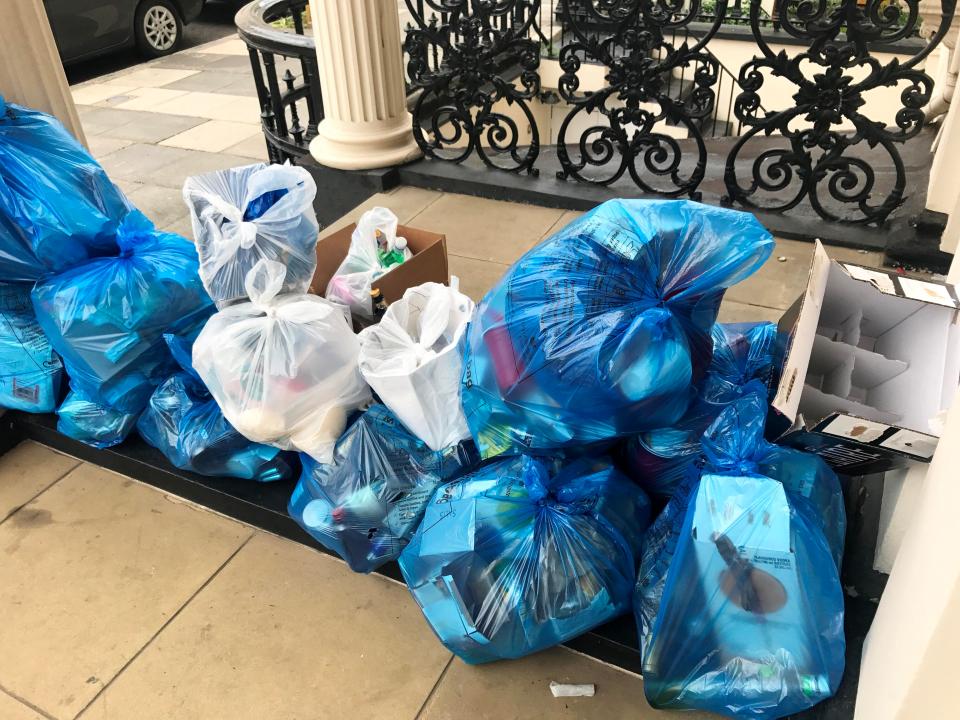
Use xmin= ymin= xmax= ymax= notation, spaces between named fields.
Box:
xmin=724 ymin=0 xmax=956 ymax=225
xmin=555 ymin=0 xmax=728 ymax=197
xmin=404 ymin=0 xmax=542 ymax=174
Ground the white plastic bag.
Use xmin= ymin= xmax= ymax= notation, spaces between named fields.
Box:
xmin=358 ymin=280 xmax=474 ymax=451
xmin=183 ymin=162 xmax=319 ymax=307
xmin=193 ymin=259 xmax=370 ymax=463
xmin=325 ymin=207 xmax=411 ymax=318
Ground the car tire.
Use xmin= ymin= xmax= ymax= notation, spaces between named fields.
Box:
xmin=135 ymin=0 xmax=183 ymax=58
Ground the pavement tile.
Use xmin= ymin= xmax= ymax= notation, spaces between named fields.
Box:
xmin=320 ymin=186 xmax=444 ymax=238
xmin=148 ymin=91 xmax=262 ymax=123
xmin=448 ymin=255 xmax=509 ymax=302
xmin=0 ymin=442 xmax=79 ymax=524
xmin=410 ymin=194 xmax=566 ymax=264
xmin=85 ymin=135 xmax=135 ymax=161
xmin=147 ymin=149 xmax=256 ymax=189
xmin=78 ymin=533 xmax=451 ymax=720
xmin=102 ymin=67 xmax=200 ymax=88
xmin=124 ymin=184 xmax=191 ymax=229
xmin=203 ymin=55 xmax=260 ymax=73
xmin=161 ymin=215 xmax=196 ymax=240
xmin=419 ymin=646 xmax=721 ymax=720
xmin=221 ymin=133 xmax=270 ymax=161
xmin=543 ymin=208 xmax=584 ymax=236
xmin=0 ymin=691 xmax=46 ymax=720
xmin=160 ymin=120 xmax=262 ymax=153
xmin=160 ymin=70 xmax=251 ymax=94
xmin=113 ymin=88 xmax=191 ymax=112
xmin=724 ymin=238 xmax=882 ymax=311
xmin=193 ymin=37 xmax=250 ymax=57
xmin=148 ymin=52 xmax=233 ymax=71
xmin=0 ymin=463 xmax=250 ymax=718
xmin=717 ymin=299 xmax=784 ymax=324
xmin=71 ymin=83 xmax=137 ymax=106
xmin=96 ymin=143 xmax=198 ymax=183
xmin=79 ymin=107 xmax=205 ymax=143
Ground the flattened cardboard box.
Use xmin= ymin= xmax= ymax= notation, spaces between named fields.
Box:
xmin=769 ymin=242 xmax=960 ymax=474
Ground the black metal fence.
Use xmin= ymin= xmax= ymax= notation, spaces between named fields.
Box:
xmin=236 ymin=0 xmax=321 ymax=163
xmin=403 ymin=0 xmax=956 ymax=225
xmin=236 ymin=0 xmax=956 ymax=226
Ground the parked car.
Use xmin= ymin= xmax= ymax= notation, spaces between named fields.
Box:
xmin=43 ymin=0 xmax=205 ymax=63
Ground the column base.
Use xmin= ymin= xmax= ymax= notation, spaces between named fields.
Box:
xmin=309 ymin=115 xmax=422 ymax=171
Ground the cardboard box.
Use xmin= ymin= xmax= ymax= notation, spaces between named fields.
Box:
xmin=769 ymin=242 xmax=960 ymax=474
xmin=309 ymin=222 xmax=449 ymax=304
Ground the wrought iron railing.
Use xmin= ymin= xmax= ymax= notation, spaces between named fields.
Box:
xmin=404 ymin=0 xmax=956 ymax=225
xmin=235 ymin=0 xmax=322 ymax=163
xmin=235 ymin=0 xmax=955 ymax=227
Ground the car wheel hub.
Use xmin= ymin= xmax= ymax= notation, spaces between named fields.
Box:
xmin=144 ymin=6 xmax=177 ymax=51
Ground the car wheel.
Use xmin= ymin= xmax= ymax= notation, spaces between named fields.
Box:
xmin=135 ymin=0 xmax=183 ymax=58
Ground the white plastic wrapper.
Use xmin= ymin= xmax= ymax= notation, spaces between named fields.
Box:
xmin=193 ymin=259 xmax=371 ymax=463
xmin=358 ymin=280 xmax=474 ymax=451
xmin=325 ymin=206 xmax=412 ymax=318
xmin=183 ymin=162 xmax=319 ymax=308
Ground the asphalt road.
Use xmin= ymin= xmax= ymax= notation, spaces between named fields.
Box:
xmin=65 ymin=1 xmax=244 ymax=85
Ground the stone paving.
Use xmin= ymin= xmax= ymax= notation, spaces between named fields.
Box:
xmin=0 ymin=33 xmax=889 ymax=720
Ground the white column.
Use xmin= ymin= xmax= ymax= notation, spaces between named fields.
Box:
xmin=855 ymin=382 xmax=960 ymax=720
xmin=308 ymin=0 xmax=421 ymax=170
xmin=0 ymin=0 xmax=86 ymax=146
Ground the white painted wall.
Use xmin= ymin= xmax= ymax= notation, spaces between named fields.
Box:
xmin=856 ymin=388 xmax=960 ymax=719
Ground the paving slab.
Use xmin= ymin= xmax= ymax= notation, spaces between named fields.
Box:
xmin=124 ymin=184 xmax=192 ymax=229
xmin=96 ymin=143 xmax=199 ymax=182
xmin=102 ymin=67 xmax=200 ymax=88
xmin=149 ymin=52 xmax=236 ymax=71
xmin=419 ymin=646 xmax=721 ymax=720
xmin=410 ymin=194 xmax=566 ymax=265
xmin=161 ymin=215 xmax=196 ymax=239
xmin=0 ymin=691 xmax=46 ymax=720
xmin=85 ymin=135 xmax=135 ymax=160
xmin=222 ymin=133 xmax=270 ymax=161
xmin=160 ymin=120 xmax=262 ymax=153
xmin=203 ymin=55 xmax=261 ymax=74
xmin=448 ymin=255 xmax=509 ymax=302
xmin=147 ymin=91 xmax=262 ymax=123
xmin=113 ymin=88 xmax=191 ymax=112
xmin=160 ymin=70 xmax=258 ymax=96
xmin=78 ymin=533 xmax=452 ymax=720
xmin=321 ymin=186 xmax=444 ymax=238
xmin=193 ymin=37 xmax=249 ymax=57
xmin=71 ymin=83 xmax=138 ymax=106
xmin=725 ymin=239 xmax=882 ymax=311
xmin=0 ymin=463 xmax=250 ymax=719
xmin=146 ymin=149 xmax=256 ymax=189
xmin=717 ymin=299 xmax=783 ymax=324
xmin=78 ymin=106 xmax=205 ymax=143
xmin=0 ymin=442 xmax=79 ymax=524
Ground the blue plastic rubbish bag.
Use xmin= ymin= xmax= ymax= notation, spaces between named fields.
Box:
xmin=635 ymin=393 xmax=846 ymax=719
xmin=400 ymin=454 xmax=652 ymax=664
xmin=289 ymin=404 xmax=479 ymax=573
xmin=0 ymin=96 xmax=129 ymax=282
xmin=460 ymin=199 xmax=774 ymax=458
xmin=182 ymin=162 xmax=319 ymax=307
xmin=138 ymin=333 xmax=297 ymax=481
xmin=32 ymin=211 xmax=214 ymax=425
xmin=624 ymin=322 xmax=778 ymax=498
xmin=0 ymin=284 xmax=62 ymax=412
xmin=57 ymin=388 xmax=140 ymax=449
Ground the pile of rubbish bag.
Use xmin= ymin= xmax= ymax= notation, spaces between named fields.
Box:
xmin=0 ymin=99 xmax=855 ymax=720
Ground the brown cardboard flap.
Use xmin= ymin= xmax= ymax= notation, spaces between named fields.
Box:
xmin=309 ymin=223 xmax=449 ymax=301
